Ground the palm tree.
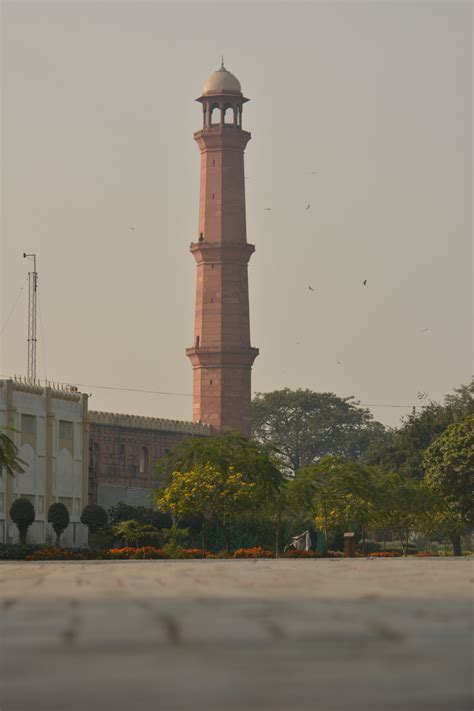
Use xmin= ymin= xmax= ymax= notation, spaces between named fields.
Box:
xmin=0 ymin=428 xmax=25 ymax=477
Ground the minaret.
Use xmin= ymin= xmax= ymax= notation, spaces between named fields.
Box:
xmin=186 ymin=62 xmax=258 ymax=437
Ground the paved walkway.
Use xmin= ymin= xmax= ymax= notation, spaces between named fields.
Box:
xmin=0 ymin=558 xmax=472 ymax=710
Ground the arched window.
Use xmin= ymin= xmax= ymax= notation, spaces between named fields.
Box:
xmin=210 ymin=104 xmax=221 ymax=125
xmin=223 ymin=105 xmax=234 ymax=124
xmin=139 ymin=447 xmax=149 ymax=474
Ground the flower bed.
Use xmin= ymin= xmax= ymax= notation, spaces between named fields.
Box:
xmin=283 ymin=549 xmax=317 ymax=558
xmin=26 ymin=548 xmax=88 ymax=561
xmin=233 ymin=547 xmax=274 ymax=559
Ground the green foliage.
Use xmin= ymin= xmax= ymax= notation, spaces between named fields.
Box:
xmin=374 ymin=472 xmax=433 ymax=555
xmin=0 ymin=428 xmax=25 ymax=477
xmin=47 ymin=502 xmax=70 ymax=547
xmin=161 ymin=524 xmax=189 ymax=558
xmin=156 ymin=463 xmax=258 ymax=550
xmin=155 ymin=430 xmax=283 ymax=499
xmin=80 ymin=504 xmax=108 ymax=533
xmin=89 ymin=526 xmax=116 ymax=550
xmin=108 ymin=501 xmax=173 ymax=529
xmin=0 ymin=543 xmax=44 ymax=560
xmin=113 ymin=520 xmax=161 ymax=548
xmin=10 ymin=497 xmax=35 ymax=544
xmin=423 ymin=415 xmax=474 ymax=554
xmin=296 ymin=456 xmax=378 ymax=550
xmin=252 ymin=388 xmax=387 ymax=472
xmin=365 ymin=380 xmax=474 ymax=479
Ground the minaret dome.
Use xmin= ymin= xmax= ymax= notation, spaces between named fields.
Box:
xmin=201 ymin=62 xmax=242 ymax=95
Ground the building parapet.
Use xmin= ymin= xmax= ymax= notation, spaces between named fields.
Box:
xmin=89 ymin=410 xmax=212 ymax=435
xmin=0 ymin=377 xmax=82 ymax=401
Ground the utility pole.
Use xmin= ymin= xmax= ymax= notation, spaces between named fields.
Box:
xmin=23 ymin=253 xmax=38 ymax=380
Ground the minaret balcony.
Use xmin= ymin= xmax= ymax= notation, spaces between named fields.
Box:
xmin=186 ymin=345 xmax=259 ymax=368
xmin=189 ymin=241 xmax=255 ymax=264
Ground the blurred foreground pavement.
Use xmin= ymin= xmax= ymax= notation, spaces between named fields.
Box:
xmin=0 ymin=558 xmax=472 ymax=711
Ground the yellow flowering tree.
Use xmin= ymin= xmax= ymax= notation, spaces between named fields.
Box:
xmin=296 ymin=456 xmax=379 ymax=552
xmin=156 ymin=463 xmax=257 ymax=550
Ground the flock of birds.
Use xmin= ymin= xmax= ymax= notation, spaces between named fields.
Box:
xmin=259 ymin=173 xmax=431 ymax=364
xmin=126 ymin=168 xmax=430 ymax=368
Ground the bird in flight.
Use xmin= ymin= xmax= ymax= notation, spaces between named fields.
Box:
xmin=128 ymin=226 xmax=135 ymax=231
xmin=308 ymin=286 xmax=315 ymax=292
xmin=420 ymin=328 xmax=429 ymax=333
xmin=306 ymin=204 xmax=311 ymax=210
xmin=336 ymin=360 xmax=342 ymax=365
xmin=264 ymin=208 xmax=272 ymax=211
xmin=363 ymin=279 xmax=367 ymax=286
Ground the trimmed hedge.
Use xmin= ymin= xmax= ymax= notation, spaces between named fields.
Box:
xmin=0 ymin=544 xmax=44 ymax=560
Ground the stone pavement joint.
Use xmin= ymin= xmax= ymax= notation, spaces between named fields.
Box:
xmin=0 ymin=558 xmax=472 ymax=711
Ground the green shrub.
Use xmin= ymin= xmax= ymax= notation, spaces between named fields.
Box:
xmin=10 ymin=497 xmax=35 ymax=544
xmin=0 ymin=543 xmax=43 ymax=560
xmin=47 ymin=502 xmax=70 ymax=547
xmin=113 ymin=520 xmax=161 ymax=547
xmin=89 ymin=525 xmax=116 ymax=551
xmin=80 ymin=504 xmax=108 ymax=534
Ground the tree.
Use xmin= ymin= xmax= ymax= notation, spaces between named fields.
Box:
xmin=156 ymin=463 xmax=257 ymax=550
xmin=375 ymin=472 xmax=432 ymax=556
xmin=47 ymin=502 xmax=70 ymax=547
xmin=80 ymin=504 xmax=108 ymax=534
xmin=10 ymin=498 xmax=35 ymax=544
xmin=365 ymin=380 xmax=474 ymax=479
xmin=0 ymin=428 xmax=25 ymax=477
xmin=296 ymin=456 xmax=378 ymax=552
xmin=252 ymin=389 xmax=386 ymax=473
xmin=155 ymin=430 xmax=283 ymax=500
xmin=423 ymin=415 xmax=474 ymax=555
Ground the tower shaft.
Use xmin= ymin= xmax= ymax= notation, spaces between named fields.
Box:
xmin=186 ymin=67 xmax=258 ymax=437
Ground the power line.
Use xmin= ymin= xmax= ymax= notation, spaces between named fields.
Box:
xmin=0 ymin=373 xmax=418 ymax=408
xmin=0 ymin=276 xmax=28 ymax=338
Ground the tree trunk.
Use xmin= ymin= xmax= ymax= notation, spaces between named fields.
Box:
xmin=201 ymin=526 xmax=206 ymax=553
xmin=19 ymin=527 xmax=27 ymax=545
xmin=362 ymin=525 xmax=366 ymax=556
xmin=403 ymin=529 xmax=409 ymax=557
xmin=451 ymin=533 xmax=462 ymax=557
xmin=56 ymin=531 xmax=61 ymax=548
xmin=400 ymin=529 xmax=408 ymax=557
xmin=223 ymin=525 xmax=230 ymax=552
xmin=275 ymin=513 xmax=282 ymax=558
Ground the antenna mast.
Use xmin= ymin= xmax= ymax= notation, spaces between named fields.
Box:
xmin=23 ymin=253 xmax=38 ymax=380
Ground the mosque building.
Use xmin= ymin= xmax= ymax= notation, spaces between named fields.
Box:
xmin=0 ymin=64 xmax=256 ymax=538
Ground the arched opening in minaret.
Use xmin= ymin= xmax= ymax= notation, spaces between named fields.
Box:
xmin=210 ymin=104 xmax=220 ymax=125
xmin=223 ymin=105 xmax=234 ymax=124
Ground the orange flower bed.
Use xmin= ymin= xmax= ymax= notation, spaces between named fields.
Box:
xmin=369 ymin=551 xmax=399 ymax=557
xmin=26 ymin=548 xmax=87 ymax=561
xmin=233 ymin=547 xmax=274 ymax=559
xmin=107 ymin=547 xmax=168 ymax=559
xmin=182 ymin=548 xmax=209 ymax=559
xmin=283 ymin=549 xmax=317 ymax=558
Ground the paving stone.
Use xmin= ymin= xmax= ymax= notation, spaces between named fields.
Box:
xmin=0 ymin=558 xmax=472 ymax=710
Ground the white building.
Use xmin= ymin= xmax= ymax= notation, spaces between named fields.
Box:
xmin=0 ymin=377 xmax=89 ymax=547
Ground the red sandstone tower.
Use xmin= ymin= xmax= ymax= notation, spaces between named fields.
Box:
xmin=186 ymin=62 xmax=258 ymax=437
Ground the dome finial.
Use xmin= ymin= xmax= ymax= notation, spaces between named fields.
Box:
xmin=221 ymin=55 xmax=224 ymax=68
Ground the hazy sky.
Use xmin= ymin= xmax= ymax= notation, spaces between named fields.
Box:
xmin=1 ymin=0 xmax=472 ymax=428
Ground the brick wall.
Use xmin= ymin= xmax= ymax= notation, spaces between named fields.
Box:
xmin=88 ymin=412 xmax=211 ymax=504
